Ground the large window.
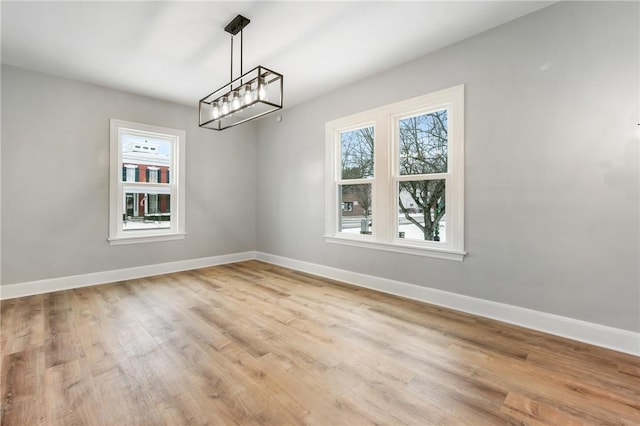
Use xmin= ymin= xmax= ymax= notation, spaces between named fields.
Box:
xmin=109 ymin=119 xmax=185 ymax=245
xmin=325 ymin=85 xmax=465 ymax=260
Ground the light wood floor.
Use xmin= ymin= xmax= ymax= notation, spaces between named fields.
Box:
xmin=1 ymin=260 xmax=639 ymax=425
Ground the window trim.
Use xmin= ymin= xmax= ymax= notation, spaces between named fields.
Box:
xmin=108 ymin=119 xmax=186 ymax=245
xmin=325 ymin=85 xmax=465 ymax=261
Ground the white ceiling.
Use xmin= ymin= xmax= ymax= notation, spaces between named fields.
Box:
xmin=1 ymin=1 xmax=553 ymax=109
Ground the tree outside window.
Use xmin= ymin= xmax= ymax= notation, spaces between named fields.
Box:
xmin=398 ymin=110 xmax=448 ymax=241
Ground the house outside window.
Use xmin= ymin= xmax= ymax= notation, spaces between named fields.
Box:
xmin=325 ymin=85 xmax=465 ymax=261
xmin=109 ymin=119 xmax=185 ymax=245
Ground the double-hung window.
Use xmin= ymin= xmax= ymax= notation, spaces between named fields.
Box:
xmin=325 ymin=85 xmax=465 ymax=261
xmin=109 ymin=119 xmax=186 ymax=245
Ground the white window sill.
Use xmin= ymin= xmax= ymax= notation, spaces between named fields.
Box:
xmin=324 ymin=235 xmax=466 ymax=261
xmin=108 ymin=232 xmax=186 ymax=246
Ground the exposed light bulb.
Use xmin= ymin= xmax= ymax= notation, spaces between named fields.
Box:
xmin=231 ymin=90 xmax=241 ymax=111
xmin=221 ymin=96 xmax=230 ymax=115
xmin=242 ymin=84 xmax=253 ymax=106
xmin=212 ymin=103 xmax=220 ymax=120
xmin=258 ymin=77 xmax=267 ymax=101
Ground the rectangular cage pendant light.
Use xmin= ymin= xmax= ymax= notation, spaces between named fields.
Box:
xmin=199 ymin=15 xmax=283 ymax=131
xmin=199 ymin=66 xmax=283 ymax=130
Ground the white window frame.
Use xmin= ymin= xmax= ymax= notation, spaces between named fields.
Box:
xmin=325 ymin=85 xmax=465 ymax=261
xmin=109 ymin=119 xmax=186 ymax=245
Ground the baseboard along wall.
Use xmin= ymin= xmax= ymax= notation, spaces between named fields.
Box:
xmin=1 ymin=250 xmax=638 ymax=356
xmin=253 ymin=252 xmax=640 ymax=357
xmin=0 ymin=251 xmax=255 ymax=300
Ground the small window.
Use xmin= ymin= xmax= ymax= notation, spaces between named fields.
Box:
xmin=124 ymin=164 xmax=137 ymax=182
xmin=109 ymin=119 xmax=185 ymax=245
xmin=148 ymin=167 xmax=159 ymax=184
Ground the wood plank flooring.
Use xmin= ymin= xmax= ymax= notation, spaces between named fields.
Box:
xmin=2 ymin=260 xmax=639 ymax=425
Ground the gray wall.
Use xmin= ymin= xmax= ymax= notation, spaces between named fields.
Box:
xmin=1 ymin=65 xmax=257 ymax=284
xmin=255 ymin=1 xmax=640 ymax=331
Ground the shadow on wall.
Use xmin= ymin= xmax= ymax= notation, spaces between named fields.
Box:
xmin=600 ymin=138 xmax=639 ymax=197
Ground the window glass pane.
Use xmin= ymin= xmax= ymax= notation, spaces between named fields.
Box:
xmin=124 ymin=165 xmax=137 ymax=182
xmin=121 ymin=134 xmax=171 ymax=182
xmin=399 ymin=110 xmax=447 ymax=175
xmin=398 ymin=179 xmax=445 ymax=242
xmin=123 ymin=191 xmax=171 ymax=231
xmin=340 ymin=126 xmax=374 ymax=179
xmin=148 ymin=168 xmax=159 ymax=183
xmin=339 ymin=184 xmax=373 ymax=235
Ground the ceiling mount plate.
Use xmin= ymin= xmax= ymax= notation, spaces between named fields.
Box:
xmin=224 ymin=15 xmax=250 ymax=35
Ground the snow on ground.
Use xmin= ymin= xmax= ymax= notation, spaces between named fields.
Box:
xmin=123 ymin=221 xmax=171 ymax=230
xmin=341 ymin=216 xmax=445 ymax=242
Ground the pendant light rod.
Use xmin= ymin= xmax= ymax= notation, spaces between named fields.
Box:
xmin=230 ymin=36 xmax=233 ymax=82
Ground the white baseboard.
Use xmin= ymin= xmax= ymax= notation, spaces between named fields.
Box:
xmin=2 ymin=250 xmax=637 ymax=356
xmin=0 ymin=251 xmax=256 ymax=300
xmin=255 ymin=252 xmax=640 ymax=356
